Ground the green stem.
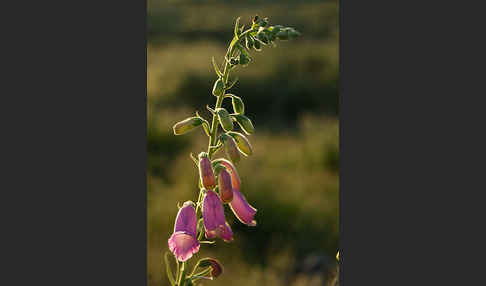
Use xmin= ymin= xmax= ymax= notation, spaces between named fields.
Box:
xmin=207 ymin=28 xmax=251 ymax=158
xmin=174 ymin=27 xmax=256 ymax=286
xmin=178 ymin=261 xmax=186 ymax=285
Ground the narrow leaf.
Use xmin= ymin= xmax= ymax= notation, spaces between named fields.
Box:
xmin=234 ymin=17 xmax=241 ymax=39
xmin=211 ymin=57 xmax=222 ymax=77
xmin=226 ymin=77 xmax=239 ymax=90
xmin=164 ymin=252 xmax=176 ymax=286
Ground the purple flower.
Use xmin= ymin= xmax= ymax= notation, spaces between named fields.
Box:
xmin=230 ymin=189 xmax=257 ymax=226
xmin=218 ymin=168 xmax=233 ymax=203
xmin=168 ymin=201 xmax=200 ymax=262
xmin=199 ymin=152 xmax=216 ymax=190
xmin=217 ymin=159 xmax=257 ymax=226
xmin=202 ymin=190 xmax=233 ymax=242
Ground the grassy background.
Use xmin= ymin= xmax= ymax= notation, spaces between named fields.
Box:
xmin=147 ymin=0 xmax=339 ymax=285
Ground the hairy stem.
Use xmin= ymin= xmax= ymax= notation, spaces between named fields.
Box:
xmin=207 ymin=28 xmax=253 ymax=158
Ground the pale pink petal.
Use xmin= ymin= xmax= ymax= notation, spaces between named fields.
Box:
xmin=168 ymin=231 xmax=200 ymax=262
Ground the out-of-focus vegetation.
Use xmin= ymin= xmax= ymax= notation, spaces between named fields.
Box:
xmin=147 ymin=0 xmax=339 ymax=285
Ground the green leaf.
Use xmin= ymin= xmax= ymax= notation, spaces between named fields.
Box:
xmin=211 ymin=57 xmax=222 ymax=77
xmin=231 ymin=114 xmax=254 ymax=135
xmin=225 ymin=77 xmax=239 ymax=90
xmin=234 ymin=16 xmax=241 ymax=39
xmin=173 ymin=117 xmax=204 ymax=135
xmin=202 ymin=122 xmax=211 ymax=137
xmin=212 ymin=78 xmax=224 ymax=96
xmin=253 ymin=37 xmax=261 ymax=51
xmin=216 ymin=108 xmax=234 ymax=132
xmin=237 ymin=45 xmax=252 ymax=66
xmin=164 ymin=252 xmax=176 ymax=286
xmin=230 ymin=95 xmax=245 ymax=114
xmin=227 ymin=131 xmax=253 ymax=156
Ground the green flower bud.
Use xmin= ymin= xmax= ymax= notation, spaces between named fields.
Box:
xmin=172 ymin=117 xmax=203 ymax=135
xmin=231 ymin=114 xmax=254 ymax=135
xmin=245 ymin=36 xmax=254 ymax=50
xmin=253 ymin=38 xmax=261 ymax=51
xmin=266 ymin=31 xmax=276 ymax=42
xmin=230 ymin=94 xmax=245 ymax=114
xmin=239 ymin=52 xmax=251 ymax=66
xmin=257 ymin=33 xmax=269 ymax=45
xmin=228 ymin=131 xmax=253 ymax=156
xmin=212 ymin=78 xmax=224 ymax=97
xmin=276 ymin=29 xmax=289 ymax=41
xmin=216 ymin=108 xmax=233 ymax=131
xmin=258 ymin=18 xmax=268 ymax=27
xmin=252 ymin=15 xmax=259 ymax=25
xmin=230 ymin=58 xmax=239 ymax=65
xmin=268 ymin=25 xmax=282 ymax=34
xmin=288 ymin=28 xmax=301 ymax=39
xmin=220 ymin=133 xmax=240 ymax=163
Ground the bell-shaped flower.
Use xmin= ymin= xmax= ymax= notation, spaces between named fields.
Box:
xmin=168 ymin=201 xmax=200 ymax=262
xmin=217 ymin=159 xmax=257 ymax=226
xmin=202 ymin=190 xmax=233 ymax=242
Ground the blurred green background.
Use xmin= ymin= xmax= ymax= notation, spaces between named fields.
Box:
xmin=147 ymin=0 xmax=339 ymax=285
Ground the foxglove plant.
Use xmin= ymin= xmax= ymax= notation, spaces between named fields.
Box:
xmin=164 ymin=16 xmax=300 ymax=285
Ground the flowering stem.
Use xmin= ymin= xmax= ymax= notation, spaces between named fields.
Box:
xmin=168 ymin=16 xmax=300 ymax=285
xmin=207 ymin=28 xmax=254 ymax=158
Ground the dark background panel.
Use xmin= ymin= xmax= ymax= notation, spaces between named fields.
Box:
xmin=0 ymin=0 xmax=147 ymax=285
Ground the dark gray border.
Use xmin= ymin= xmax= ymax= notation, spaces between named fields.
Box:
xmin=1 ymin=0 xmax=147 ymax=284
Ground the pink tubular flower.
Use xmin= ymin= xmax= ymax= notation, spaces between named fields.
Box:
xmin=217 ymin=159 xmax=240 ymax=190
xmin=218 ymin=168 xmax=233 ymax=203
xmin=199 ymin=152 xmax=216 ymax=190
xmin=202 ymin=190 xmax=233 ymax=242
xmin=217 ymin=159 xmax=257 ymax=226
xmin=168 ymin=201 xmax=200 ymax=262
xmin=230 ymin=189 xmax=257 ymax=226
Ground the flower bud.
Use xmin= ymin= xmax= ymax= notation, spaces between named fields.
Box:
xmin=218 ymin=168 xmax=233 ymax=203
xmin=239 ymin=52 xmax=251 ymax=66
xmin=231 ymin=114 xmax=254 ymax=135
xmin=216 ymin=108 xmax=233 ymax=132
xmin=276 ymin=29 xmax=289 ymax=41
xmin=266 ymin=31 xmax=276 ymax=42
xmin=230 ymin=95 xmax=245 ymax=114
xmin=173 ymin=117 xmax=204 ymax=135
xmin=245 ymin=36 xmax=254 ymax=50
xmin=268 ymin=25 xmax=282 ymax=34
xmin=198 ymin=258 xmax=223 ymax=278
xmin=288 ymin=28 xmax=301 ymax=39
xmin=228 ymin=131 xmax=253 ymax=156
xmin=253 ymin=38 xmax=261 ymax=51
xmin=212 ymin=78 xmax=224 ymax=97
xmin=214 ymin=158 xmax=241 ymax=190
xmin=230 ymin=58 xmax=239 ymax=65
xmin=252 ymin=15 xmax=259 ymax=25
xmin=220 ymin=133 xmax=240 ymax=163
xmin=258 ymin=18 xmax=268 ymax=27
xmin=257 ymin=33 xmax=269 ymax=45
xmin=198 ymin=152 xmax=216 ymax=189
